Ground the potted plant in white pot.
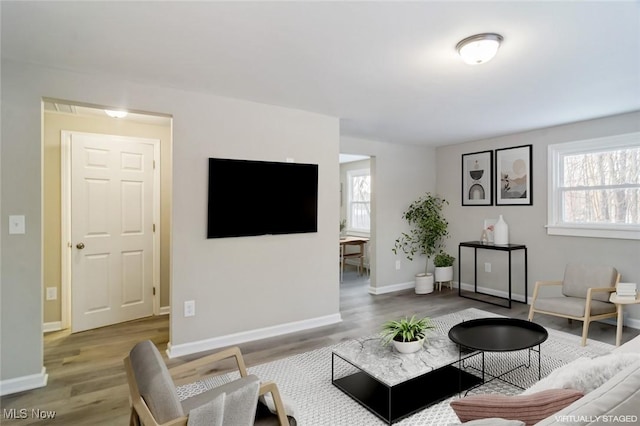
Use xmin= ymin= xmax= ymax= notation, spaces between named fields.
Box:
xmin=393 ymin=193 xmax=450 ymax=294
xmin=381 ymin=315 xmax=434 ymax=354
xmin=434 ymin=251 xmax=455 ymax=286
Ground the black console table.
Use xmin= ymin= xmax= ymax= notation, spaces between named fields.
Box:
xmin=458 ymin=241 xmax=527 ymax=308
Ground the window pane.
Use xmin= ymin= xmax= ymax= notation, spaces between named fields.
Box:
xmin=562 ymin=188 xmax=640 ymax=224
xmin=351 ymin=175 xmax=371 ymax=202
xmin=563 ymin=148 xmax=640 ymax=186
xmin=350 ymin=201 xmax=370 ymax=230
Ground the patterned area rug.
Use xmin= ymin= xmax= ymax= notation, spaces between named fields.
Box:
xmin=176 ymin=308 xmax=614 ymax=425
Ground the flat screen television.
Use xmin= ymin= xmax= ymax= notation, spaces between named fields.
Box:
xmin=207 ymin=158 xmax=318 ymax=238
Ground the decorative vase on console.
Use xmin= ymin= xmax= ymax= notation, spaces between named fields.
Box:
xmin=494 ymin=215 xmax=509 ymax=245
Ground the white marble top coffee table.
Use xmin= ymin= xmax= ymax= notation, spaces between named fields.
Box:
xmin=331 ymin=334 xmax=481 ymax=424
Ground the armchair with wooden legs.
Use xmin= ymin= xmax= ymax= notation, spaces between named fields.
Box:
xmin=528 ymin=263 xmax=620 ymax=346
xmin=124 ymin=340 xmax=295 ymax=426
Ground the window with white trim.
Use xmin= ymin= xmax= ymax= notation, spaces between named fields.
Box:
xmin=347 ymin=168 xmax=371 ymax=232
xmin=547 ymin=132 xmax=640 ymax=240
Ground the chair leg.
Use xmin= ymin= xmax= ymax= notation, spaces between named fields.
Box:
xmin=527 ymin=305 xmax=535 ymax=321
xmin=129 ymin=408 xmax=140 ymax=426
xmin=581 ymin=319 xmax=590 ymax=346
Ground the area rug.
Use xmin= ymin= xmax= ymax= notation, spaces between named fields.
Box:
xmin=176 ymin=308 xmax=614 ymax=425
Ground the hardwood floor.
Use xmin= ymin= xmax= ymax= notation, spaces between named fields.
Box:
xmin=2 ymin=271 xmax=637 ymax=425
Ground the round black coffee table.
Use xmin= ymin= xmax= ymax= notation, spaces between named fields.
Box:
xmin=449 ymin=317 xmax=548 ymax=388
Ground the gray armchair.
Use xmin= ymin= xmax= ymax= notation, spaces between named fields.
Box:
xmin=124 ymin=340 xmax=294 ymax=426
xmin=528 ymin=263 xmax=620 ymax=346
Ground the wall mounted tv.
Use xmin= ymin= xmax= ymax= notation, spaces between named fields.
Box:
xmin=207 ymin=158 xmax=318 ymax=238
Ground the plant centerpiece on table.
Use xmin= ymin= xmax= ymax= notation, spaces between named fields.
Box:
xmin=393 ymin=193 xmax=450 ymax=294
xmin=381 ymin=315 xmax=434 ymax=354
xmin=434 ymin=251 xmax=455 ymax=286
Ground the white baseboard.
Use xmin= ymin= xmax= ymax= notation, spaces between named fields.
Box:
xmin=368 ymin=281 xmax=414 ymax=295
xmin=458 ymin=281 xmax=529 ymax=304
xmin=159 ymin=306 xmax=170 ymax=315
xmin=42 ymin=322 xmax=62 ymax=333
xmin=624 ymin=317 xmax=640 ymax=330
xmin=166 ymin=313 xmax=342 ymax=358
xmin=0 ymin=367 xmax=48 ymax=396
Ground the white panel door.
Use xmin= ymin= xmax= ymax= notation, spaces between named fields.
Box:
xmin=71 ymin=133 xmax=155 ymax=332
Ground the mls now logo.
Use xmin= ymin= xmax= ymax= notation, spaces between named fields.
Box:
xmin=3 ymin=408 xmax=28 ymax=419
xmin=3 ymin=408 xmax=56 ymax=419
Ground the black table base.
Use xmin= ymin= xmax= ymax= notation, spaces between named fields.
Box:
xmin=459 ymin=345 xmax=542 ymax=393
xmin=458 ymin=241 xmax=528 ymax=309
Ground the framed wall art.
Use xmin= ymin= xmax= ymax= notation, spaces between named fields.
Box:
xmin=461 ymin=150 xmax=493 ymax=206
xmin=495 ymin=144 xmax=532 ymax=205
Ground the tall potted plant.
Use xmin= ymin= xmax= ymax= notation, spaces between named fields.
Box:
xmin=393 ymin=193 xmax=449 ymax=294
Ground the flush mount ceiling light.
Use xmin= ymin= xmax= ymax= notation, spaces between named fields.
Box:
xmin=104 ymin=109 xmax=128 ymax=118
xmin=456 ymin=33 xmax=503 ymax=65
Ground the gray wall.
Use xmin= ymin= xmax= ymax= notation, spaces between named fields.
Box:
xmin=435 ymin=111 xmax=640 ymax=323
xmin=1 ymin=59 xmax=340 ymax=385
xmin=341 ymin=136 xmax=437 ymax=293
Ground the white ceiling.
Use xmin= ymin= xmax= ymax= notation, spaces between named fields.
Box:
xmin=3 ymin=1 xmax=639 ymax=146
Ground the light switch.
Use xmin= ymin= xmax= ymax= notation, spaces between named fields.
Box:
xmin=46 ymin=287 xmax=57 ymax=301
xmin=9 ymin=215 xmax=26 ymax=235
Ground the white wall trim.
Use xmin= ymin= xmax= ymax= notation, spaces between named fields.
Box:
xmin=42 ymin=322 xmax=62 ymax=333
xmin=620 ymin=316 xmax=640 ymax=330
xmin=159 ymin=306 xmax=170 ymax=315
xmin=368 ymin=281 xmax=414 ymax=295
xmin=166 ymin=313 xmax=342 ymax=358
xmin=0 ymin=368 xmax=48 ymax=396
xmin=458 ymin=281 xmax=529 ymax=304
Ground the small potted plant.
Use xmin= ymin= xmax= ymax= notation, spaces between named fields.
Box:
xmin=434 ymin=251 xmax=455 ymax=284
xmin=381 ymin=315 xmax=434 ymax=354
xmin=393 ymin=193 xmax=449 ymax=294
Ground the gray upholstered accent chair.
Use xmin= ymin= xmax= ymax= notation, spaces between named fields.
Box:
xmin=124 ymin=340 xmax=294 ymax=426
xmin=528 ymin=263 xmax=620 ymax=346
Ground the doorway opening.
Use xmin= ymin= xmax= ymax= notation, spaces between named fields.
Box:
xmin=339 ymin=154 xmax=373 ymax=288
xmin=42 ymin=99 xmax=173 ymax=333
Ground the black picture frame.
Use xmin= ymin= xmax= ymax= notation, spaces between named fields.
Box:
xmin=495 ymin=144 xmax=533 ymax=206
xmin=461 ymin=150 xmax=493 ymax=206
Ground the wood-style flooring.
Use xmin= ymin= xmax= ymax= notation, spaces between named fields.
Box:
xmin=2 ymin=269 xmax=638 ymax=425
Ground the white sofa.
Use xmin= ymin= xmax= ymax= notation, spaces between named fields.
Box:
xmin=534 ymin=335 xmax=640 ymax=425
xmin=457 ymin=335 xmax=640 ymax=426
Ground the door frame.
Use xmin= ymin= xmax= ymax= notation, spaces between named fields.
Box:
xmin=60 ymin=130 xmax=161 ymax=330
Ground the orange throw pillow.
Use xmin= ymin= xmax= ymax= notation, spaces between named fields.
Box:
xmin=450 ymin=388 xmax=584 ymax=426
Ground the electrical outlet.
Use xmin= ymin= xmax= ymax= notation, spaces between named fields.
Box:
xmin=395 ymin=260 xmax=401 ymax=270
xmin=184 ymin=300 xmax=195 ymax=317
xmin=46 ymin=287 xmax=57 ymax=301
xmin=9 ymin=215 xmax=26 ymax=234
xmin=484 ymin=262 xmax=491 ymax=273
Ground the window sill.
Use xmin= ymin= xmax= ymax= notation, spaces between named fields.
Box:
xmin=546 ymin=225 xmax=640 ymax=240
xmin=346 ymin=229 xmax=370 ymax=238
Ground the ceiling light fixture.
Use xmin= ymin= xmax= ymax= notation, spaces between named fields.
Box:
xmin=105 ymin=109 xmax=128 ymax=118
xmin=456 ymin=33 xmax=503 ymax=65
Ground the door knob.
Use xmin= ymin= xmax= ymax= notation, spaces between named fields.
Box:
xmin=76 ymin=242 xmax=85 ymax=249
